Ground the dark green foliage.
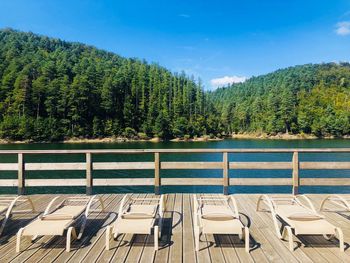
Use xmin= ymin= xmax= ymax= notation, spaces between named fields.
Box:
xmin=1 ymin=29 xmax=349 ymax=141
xmin=211 ymin=63 xmax=350 ymax=137
xmin=0 ymin=29 xmax=219 ymax=141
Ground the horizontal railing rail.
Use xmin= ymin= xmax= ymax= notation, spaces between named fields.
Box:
xmin=0 ymin=148 xmax=349 ymax=195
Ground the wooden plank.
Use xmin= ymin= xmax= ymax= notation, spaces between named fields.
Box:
xmin=223 ymin=152 xmax=229 ymax=195
xmin=86 ymin=152 xmax=93 ymax=195
xmin=229 ymin=178 xmax=291 ymax=185
xmin=169 ymin=194 xmax=183 ymax=262
xmin=0 ymin=148 xmax=349 ymax=154
xmin=193 ymin=194 xmax=211 ymax=262
xmin=300 ymin=162 xmax=350 ymax=170
xmin=0 ymin=163 xmax=17 ymax=170
xmin=161 ymin=162 xmax=223 ymax=169
xmin=154 ymin=194 xmax=175 ymax=263
xmin=25 ymin=179 xmax=85 ymax=186
xmin=0 ymin=179 xmax=18 ymax=186
xmin=25 ymin=163 xmax=86 ymax=170
xmin=139 ymin=195 xmax=169 ymax=263
xmin=183 ymin=194 xmax=198 ymax=263
xmin=155 ymin=152 xmax=160 ymax=195
xmin=301 ymin=178 xmax=350 ymax=186
xmin=230 ymin=162 xmax=292 ymax=170
xmin=162 ymin=178 xmax=222 ymax=186
xmin=292 ymin=151 xmax=299 ymax=195
xmin=93 ymin=162 xmax=155 ymax=170
xmin=94 ymin=178 xmax=154 ymax=186
xmin=18 ymin=153 xmax=24 ymax=195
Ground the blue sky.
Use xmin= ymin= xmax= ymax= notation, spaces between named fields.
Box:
xmin=1 ymin=0 xmax=350 ymax=90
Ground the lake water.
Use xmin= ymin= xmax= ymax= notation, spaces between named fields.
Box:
xmin=0 ymin=139 xmax=349 ymax=195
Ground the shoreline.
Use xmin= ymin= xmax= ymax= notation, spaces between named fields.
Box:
xmin=0 ymin=133 xmax=348 ymax=144
xmin=231 ymin=132 xmax=350 ymax=140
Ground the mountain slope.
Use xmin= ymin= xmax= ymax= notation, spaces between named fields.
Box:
xmin=0 ymin=29 xmax=349 ymax=142
xmin=0 ymin=29 xmax=220 ymax=141
xmin=211 ymin=63 xmax=350 ymax=137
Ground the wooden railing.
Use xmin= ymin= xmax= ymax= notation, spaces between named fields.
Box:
xmin=0 ymin=148 xmax=349 ymax=195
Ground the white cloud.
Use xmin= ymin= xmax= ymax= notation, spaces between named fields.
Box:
xmin=210 ymin=75 xmax=247 ymax=88
xmin=179 ymin=14 xmax=190 ymax=18
xmin=336 ymin=21 xmax=350 ymax=36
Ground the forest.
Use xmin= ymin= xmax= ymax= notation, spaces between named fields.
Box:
xmin=0 ymin=29 xmax=220 ymax=141
xmin=0 ymin=29 xmax=349 ymax=141
xmin=212 ymin=63 xmax=350 ymax=137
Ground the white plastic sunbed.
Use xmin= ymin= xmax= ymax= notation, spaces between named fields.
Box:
xmin=0 ymin=195 xmax=36 ymax=236
xmin=105 ymin=194 xmax=165 ymax=251
xmin=16 ymin=195 xmax=105 ymax=252
xmin=257 ymin=194 xmax=344 ymax=252
xmin=320 ymin=194 xmax=350 ymax=212
xmin=193 ymin=195 xmax=250 ymax=252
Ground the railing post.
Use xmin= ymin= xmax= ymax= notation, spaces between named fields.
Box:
xmin=86 ymin=152 xmax=93 ymax=195
xmin=18 ymin=153 xmax=25 ymax=195
xmin=154 ymin=152 xmax=160 ymax=195
xmin=292 ymin=151 xmax=299 ymax=195
xmin=223 ymin=152 xmax=229 ymax=195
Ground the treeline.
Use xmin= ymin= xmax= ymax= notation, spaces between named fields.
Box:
xmin=0 ymin=29 xmax=220 ymax=141
xmin=1 ymin=29 xmax=349 ymax=142
xmin=211 ymin=63 xmax=350 ymax=137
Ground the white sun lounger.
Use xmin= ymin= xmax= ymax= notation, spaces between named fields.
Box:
xmin=193 ymin=195 xmax=250 ymax=252
xmin=105 ymin=194 xmax=165 ymax=251
xmin=320 ymin=194 xmax=350 ymax=212
xmin=257 ymin=194 xmax=344 ymax=252
xmin=0 ymin=195 xmax=36 ymax=236
xmin=16 ymin=195 xmax=105 ymax=252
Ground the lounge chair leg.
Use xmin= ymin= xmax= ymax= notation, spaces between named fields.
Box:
xmin=154 ymin=226 xmax=159 ymax=251
xmin=158 ymin=218 xmax=162 ymax=238
xmin=282 ymin=227 xmax=287 ymax=239
xmin=77 ymin=216 xmax=87 ymax=240
xmin=335 ymin=227 xmax=344 ymax=252
xmin=244 ymin=227 xmax=250 ymax=253
xmin=66 ymin=227 xmax=76 ymax=252
xmin=106 ymin=225 xmax=111 ymax=250
xmin=0 ymin=215 xmax=8 ymax=236
xmin=284 ymin=226 xmax=294 ymax=252
xmin=16 ymin=228 xmax=24 ymax=253
xmin=194 ymin=226 xmax=200 ymax=251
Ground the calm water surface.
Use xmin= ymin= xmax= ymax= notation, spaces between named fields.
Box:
xmin=0 ymin=139 xmax=349 ymax=194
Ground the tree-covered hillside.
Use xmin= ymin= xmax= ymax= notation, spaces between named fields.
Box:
xmin=0 ymin=29 xmax=349 ymax=142
xmin=0 ymin=29 xmax=220 ymax=141
xmin=211 ymin=63 xmax=350 ymax=137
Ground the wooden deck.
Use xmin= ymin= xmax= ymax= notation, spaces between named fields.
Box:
xmin=1 ymin=194 xmax=350 ymax=263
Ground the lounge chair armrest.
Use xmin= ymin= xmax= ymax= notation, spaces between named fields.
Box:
xmin=43 ymin=196 xmax=62 ymax=216
xmin=118 ymin=194 xmax=129 ymax=216
xmin=295 ymin=195 xmax=317 ymax=213
xmin=228 ymin=196 xmax=239 ymax=218
xmin=256 ymin=194 xmax=275 ymax=212
xmin=85 ymin=195 xmax=105 ymax=217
